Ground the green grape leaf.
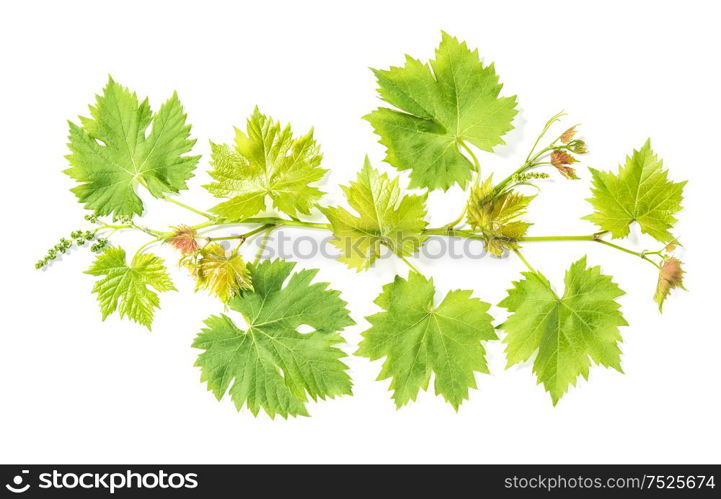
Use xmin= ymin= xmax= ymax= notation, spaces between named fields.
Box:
xmin=65 ymin=77 xmax=199 ymax=217
xmin=320 ymin=158 xmax=427 ymax=271
xmin=193 ymin=259 xmax=354 ymax=418
xmin=356 ymin=272 xmax=497 ymax=409
xmin=365 ymin=32 xmax=518 ymax=191
xmin=86 ymin=247 xmax=176 ymax=329
xmin=584 ymin=140 xmax=686 ymax=242
xmin=183 ymin=243 xmax=252 ymax=302
xmin=205 ymin=108 xmax=326 ymax=220
xmin=499 ymin=257 xmax=627 ymax=405
xmin=467 ymin=176 xmax=533 ymax=256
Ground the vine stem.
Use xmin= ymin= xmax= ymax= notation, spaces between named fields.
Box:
xmin=93 ymin=216 xmax=164 ymax=237
xmin=519 ymin=235 xmax=597 ymax=242
xmin=493 ymin=111 xmax=571 ymax=196
xmin=193 ymin=217 xmax=329 ymax=231
xmin=525 ymin=110 xmax=565 ymax=163
xmin=443 ymin=112 xmax=575 ymax=231
xmin=95 ymin=224 xmax=133 ymax=232
xmin=208 ymin=224 xmax=276 ymax=242
xmin=445 ymin=207 xmax=468 ymax=230
xmin=193 ymin=218 xmax=661 ymax=269
xmin=492 ymin=145 xmax=554 ymax=195
xmin=596 ymin=240 xmax=661 ymax=269
xmin=130 ymin=222 xmax=165 ymax=238
xmin=106 ymin=213 xmax=658 ymax=273
xmin=423 ymin=228 xmax=658 ymax=268
xmin=519 ymin=235 xmax=660 ymax=269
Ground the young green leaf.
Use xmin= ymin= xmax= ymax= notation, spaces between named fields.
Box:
xmin=320 ymin=159 xmax=427 ymax=271
xmin=193 ymin=259 xmax=354 ymax=418
xmin=467 ymin=176 xmax=533 ymax=256
xmin=584 ymin=140 xmax=686 ymax=242
xmin=86 ymin=247 xmax=176 ymax=329
xmin=356 ymin=272 xmax=497 ymax=409
xmin=65 ymin=77 xmax=199 ymax=217
xmin=205 ymin=108 xmax=326 ymax=220
xmin=184 ymin=243 xmax=252 ymax=302
xmin=365 ymin=32 xmax=518 ymax=190
xmin=499 ymin=257 xmax=627 ymax=405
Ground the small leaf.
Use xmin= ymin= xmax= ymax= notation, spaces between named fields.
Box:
xmin=357 ymin=272 xmax=496 ymax=409
xmin=321 ymin=158 xmax=427 ymax=271
xmin=168 ymin=225 xmax=199 ymax=255
xmin=560 ymin=126 xmax=576 ymax=143
xmin=654 ymin=257 xmax=685 ymax=311
xmin=86 ymin=247 xmax=176 ymax=329
xmin=193 ymin=259 xmax=354 ymax=418
xmin=205 ymin=108 xmax=326 ymax=220
xmin=466 ymin=176 xmax=532 ymax=256
xmin=550 ymin=150 xmax=579 ymax=179
xmin=584 ymin=140 xmax=686 ymax=242
xmin=185 ymin=244 xmax=252 ymax=302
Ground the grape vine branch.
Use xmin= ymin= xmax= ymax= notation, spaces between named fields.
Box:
xmin=39 ymin=32 xmax=686 ymax=417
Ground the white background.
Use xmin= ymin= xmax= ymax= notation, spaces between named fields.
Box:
xmin=1 ymin=0 xmax=719 ymax=464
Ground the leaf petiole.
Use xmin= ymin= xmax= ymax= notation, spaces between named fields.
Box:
xmin=134 ymin=237 xmax=163 ymax=257
xmin=512 ymin=247 xmax=537 ymax=274
xmin=254 ymin=227 xmax=276 ymax=264
xmin=398 ymin=254 xmax=422 ymax=275
xmin=160 ymin=195 xmax=217 ymax=220
xmin=459 ymin=140 xmax=480 ymax=173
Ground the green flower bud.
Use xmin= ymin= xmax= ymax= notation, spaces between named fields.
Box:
xmin=568 ymin=139 xmax=588 ymax=154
